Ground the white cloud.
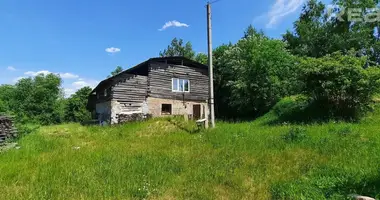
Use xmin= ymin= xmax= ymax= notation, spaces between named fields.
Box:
xmin=72 ymin=79 xmax=99 ymax=90
xmin=24 ymin=70 xmax=52 ymax=76
xmin=258 ymin=0 xmax=305 ymax=28
xmin=7 ymin=66 xmax=16 ymax=71
xmin=24 ymin=70 xmax=79 ymax=79
xmin=59 ymin=73 xmax=79 ymax=79
xmin=105 ymin=47 xmax=121 ymax=54
xmin=64 ymin=88 xmax=76 ymax=97
xmin=159 ymin=20 xmax=189 ymax=31
xmin=12 ymin=76 xmax=27 ymax=83
xmin=63 ymin=79 xmax=99 ymax=98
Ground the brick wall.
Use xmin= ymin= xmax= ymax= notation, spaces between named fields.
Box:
xmin=146 ymin=97 xmax=207 ymax=119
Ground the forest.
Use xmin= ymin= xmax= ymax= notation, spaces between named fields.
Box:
xmin=1 ymin=0 xmax=380 ymax=127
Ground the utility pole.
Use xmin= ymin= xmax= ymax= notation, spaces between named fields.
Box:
xmin=207 ymin=2 xmax=215 ymax=128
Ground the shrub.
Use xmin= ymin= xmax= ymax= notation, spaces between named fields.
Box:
xmin=272 ymin=95 xmax=309 ymax=122
xmin=300 ymin=52 xmax=380 ymax=120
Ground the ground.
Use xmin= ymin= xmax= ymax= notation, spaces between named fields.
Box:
xmin=0 ymin=111 xmax=380 ymax=199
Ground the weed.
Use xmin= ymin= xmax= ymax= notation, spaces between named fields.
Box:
xmin=282 ymin=127 xmax=307 ymax=142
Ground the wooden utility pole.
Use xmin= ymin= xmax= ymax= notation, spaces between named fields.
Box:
xmin=207 ymin=2 xmax=215 ymax=128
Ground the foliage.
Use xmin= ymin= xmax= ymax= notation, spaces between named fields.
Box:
xmin=194 ymin=53 xmax=208 ymax=65
xmin=271 ymin=95 xmax=311 ymax=123
xmin=64 ymin=87 xmax=92 ymax=123
xmin=214 ymin=27 xmax=301 ymax=118
xmin=1 ymin=113 xmax=380 ymax=199
xmin=300 ymin=52 xmax=380 ymax=120
xmin=159 ymin=37 xmax=195 ymax=59
xmin=108 ymin=66 xmax=123 ymax=78
xmin=10 ymin=74 xmax=64 ymax=125
xmin=283 ymin=0 xmax=380 ymax=63
xmin=0 ymin=85 xmax=15 ymax=114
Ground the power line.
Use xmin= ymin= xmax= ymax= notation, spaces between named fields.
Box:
xmin=207 ymin=0 xmax=223 ymax=5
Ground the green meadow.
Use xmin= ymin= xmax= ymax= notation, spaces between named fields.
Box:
xmin=1 ymin=110 xmax=380 ymax=200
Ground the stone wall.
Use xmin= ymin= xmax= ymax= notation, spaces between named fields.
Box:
xmin=0 ymin=116 xmax=17 ymax=144
xmin=146 ymin=97 xmax=207 ymax=119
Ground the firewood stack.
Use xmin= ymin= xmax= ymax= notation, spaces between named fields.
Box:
xmin=0 ymin=116 xmax=17 ymax=144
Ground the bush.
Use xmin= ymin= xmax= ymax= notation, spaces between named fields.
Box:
xmin=300 ymin=52 xmax=380 ymax=120
xmin=273 ymin=95 xmax=309 ymax=122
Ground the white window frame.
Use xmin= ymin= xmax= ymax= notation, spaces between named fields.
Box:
xmin=172 ymin=78 xmax=190 ymax=93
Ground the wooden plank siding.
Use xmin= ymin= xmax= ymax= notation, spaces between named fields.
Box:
xmin=148 ymin=62 xmax=209 ymax=102
xmin=111 ymin=74 xmax=148 ymax=113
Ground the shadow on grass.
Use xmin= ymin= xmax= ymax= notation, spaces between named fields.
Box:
xmin=336 ymin=177 xmax=380 ymax=198
xmin=262 ymin=96 xmax=362 ymax=126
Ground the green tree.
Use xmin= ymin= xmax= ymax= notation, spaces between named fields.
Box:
xmin=12 ymin=74 xmax=63 ymax=124
xmin=194 ymin=53 xmax=208 ymax=65
xmin=283 ymin=0 xmax=379 ymax=62
xmin=215 ymin=27 xmax=300 ymax=118
xmin=0 ymin=85 xmax=15 ymax=114
xmin=160 ymin=37 xmax=195 ymax=59
xmin=64 ymin=87 xmax=92 ymax=123
xmin=108 ymin=66 xmax=123 ymax=78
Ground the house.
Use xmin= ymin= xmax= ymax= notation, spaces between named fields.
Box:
xmin=87 ymin=57 xmax=209 ymax=124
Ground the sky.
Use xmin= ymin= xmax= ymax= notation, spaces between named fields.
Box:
xmin=0 ymin=0 xmax=330 ymax=97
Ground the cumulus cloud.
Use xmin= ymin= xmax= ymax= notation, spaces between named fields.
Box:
xmin=63 ymin=79 xmax=99 ymax=98
xmin=12 ymin=76 xmax=27 ymax=83
xmin=254 ymin=0 xmax=305 ymax=28
xmin=64 ymin=88 xmax=76 ymax=97
xmin=24 ymin=70 xmax=79 ymax=79
xmin=24 ymin=70 xmax=51 ymax=76
xmin=72 ymin=79 xmax=98 ymax=90
xmin=15 ymin=69 xmax=97 ymax=97
xmin=159 ymin=20 xmax=189 ymax=31
xmin=59 ymin=73 xmax=79 ymax=79
xmin=7 ymin=66 xmax=16 ymax=71
xmin=105 ymin=47 xmax=121 ymax=54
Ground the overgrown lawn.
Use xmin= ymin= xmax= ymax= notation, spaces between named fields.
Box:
xmin=0 ymin=115 xmax=380 ymax=199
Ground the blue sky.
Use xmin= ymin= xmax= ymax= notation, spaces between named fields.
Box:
xmin=0 ymin=0 xmax=329 ymax=96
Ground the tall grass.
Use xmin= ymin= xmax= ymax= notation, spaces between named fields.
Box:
xmin=0 ymin=114 xmax=379 ymax=199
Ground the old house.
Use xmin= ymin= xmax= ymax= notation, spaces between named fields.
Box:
xmin=87 ymin=57 xmax=209 ymax=124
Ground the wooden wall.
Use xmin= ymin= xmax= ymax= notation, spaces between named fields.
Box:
xmin=148 ymin=62 xmax=209 ymax=102
xmin=111 ymin=74 xmax=148 ymax=113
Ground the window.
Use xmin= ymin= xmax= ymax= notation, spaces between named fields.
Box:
xmin=161 ymin=104 xmax=172 ymax=115
xmin=104 ymin=89 xmax=107 ymax=97
xmin=172 ymin=78 xmax=190 ymax=92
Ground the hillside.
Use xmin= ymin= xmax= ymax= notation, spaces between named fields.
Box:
xmin=0 ymin=112 xmax=380 ymax=199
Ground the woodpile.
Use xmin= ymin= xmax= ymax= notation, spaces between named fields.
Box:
xmin=0 ymin=116 xmax=17 ymax=144
xmin=117 ymin=113 xmax=152 ymax=124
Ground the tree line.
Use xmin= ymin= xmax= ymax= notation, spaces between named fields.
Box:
xmin=1 ymin=0 xmax=380 ymax=126
xmin=160 ymin=0 xmax=380 ymax=121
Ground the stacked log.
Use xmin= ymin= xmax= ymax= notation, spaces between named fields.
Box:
xmin=0 ymin=116 xmax=17 ymax=144
xmin=117 ymin=113 xmax=152 ymax=124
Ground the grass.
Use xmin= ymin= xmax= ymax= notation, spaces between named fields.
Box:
xmin=0 ymin=112 xmax=380 ymax=199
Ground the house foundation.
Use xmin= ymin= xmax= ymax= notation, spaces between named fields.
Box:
xmin=146 ymin=97 xmax=207 ymax=119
